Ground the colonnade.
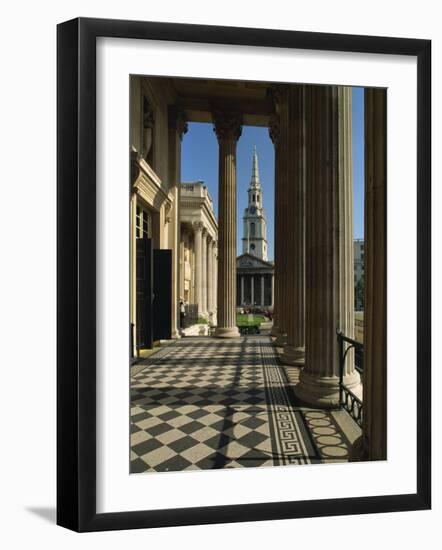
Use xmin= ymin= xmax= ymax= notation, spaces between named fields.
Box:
xmin=183 ymin=85 xmax=385 ymax=441
xmin=269 ymin=84 xmax=361 ymax=407
xmin=180 ymin=221 xmax=217 ymax=324
xmin=190 ymin=221 xmax=218 ymax=322
xmin=238 ymin=274 xmax=274 ymax=307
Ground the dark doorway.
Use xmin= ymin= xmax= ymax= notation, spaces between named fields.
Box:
xmin=153 ymin=249 xmax=172 ymax=341
xmin=136 ymin=237 xmax=153 ymax=352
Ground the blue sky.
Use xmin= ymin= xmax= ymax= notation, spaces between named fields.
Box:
xmin=182 ymin=87 xmax=364 ymax=261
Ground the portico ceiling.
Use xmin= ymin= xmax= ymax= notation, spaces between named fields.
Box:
xmin=171 ymin=77 xmax=273 ymax=127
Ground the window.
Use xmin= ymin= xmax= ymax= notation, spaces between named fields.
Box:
xmin=250 ymin=222 xmax=256 ymax=237
xmin=136 ymin=205 xmax=151 ymax=239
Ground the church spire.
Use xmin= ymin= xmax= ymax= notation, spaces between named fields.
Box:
xmin=250 ymin=145 xmax=261 ymax=189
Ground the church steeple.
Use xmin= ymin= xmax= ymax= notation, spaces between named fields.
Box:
xmin=242 ymin=146 xmax=268 ymax=261
xmin=250 ymin=145 xmax=261 ymax=189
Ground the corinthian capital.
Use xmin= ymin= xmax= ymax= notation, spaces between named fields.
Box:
xmin=268 ymin=113 xmax=281 ymax=146
xmin=212 ymin=111 xmax=242 ymax=142
xmin=168 ymin=104 xmax=188 ymax=141
xmin=268 ymin=84 xmax=290 ymax=114
xmin=192 ymin=221 xmax=204 ymax=233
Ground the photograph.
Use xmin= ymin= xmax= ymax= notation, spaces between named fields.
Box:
xmin=129 ymin=76 xmax=384 ymax=474
xmin=0 ymin=0 xmax=435 ymax=542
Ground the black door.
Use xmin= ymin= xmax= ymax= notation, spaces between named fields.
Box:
xmin=153 ymin=249 xmax=172 ymax=341
xmin=136 ymin=237 xmax=153 ymax=351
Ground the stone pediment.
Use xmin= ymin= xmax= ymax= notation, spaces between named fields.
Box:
xmin=237 ymin=253 xmax=274 ymax=270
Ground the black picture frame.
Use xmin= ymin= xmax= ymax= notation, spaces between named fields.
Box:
xmin=57 ymin=17 xmax=431 ymax=532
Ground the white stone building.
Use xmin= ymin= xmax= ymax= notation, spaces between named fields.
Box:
xmin=130 ymin=77 xmax=187 ymax=356
xmin=179 ymin=182 xmax=218 ymax=325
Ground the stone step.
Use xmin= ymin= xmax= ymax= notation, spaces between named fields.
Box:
xmin=182 ymin=323 xmax=210 ymax=337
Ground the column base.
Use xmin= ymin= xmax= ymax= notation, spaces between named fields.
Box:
xmin=270 ymin=324 xmax=280 ymax=337
xmin=348 ymin=435 xmax=367 ymax=462
xmin=214 ymin=326 xmax=241 ymax=338
xmin=274 ymin=332 xmax=287 ymax=347
xmin=293 ymin=369 xmax=362 ymax=409
xmin=281 ymin=345 xmax=305 ymax=366
xmin=171 ymin=329 xmax=182 ymax=340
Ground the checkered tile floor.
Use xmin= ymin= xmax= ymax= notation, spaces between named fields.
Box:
xmin=130 ymin=336 xmax=354 ymax=473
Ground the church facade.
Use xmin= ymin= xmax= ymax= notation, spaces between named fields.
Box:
xmin=237 ymin=147 xmax=274 ymax=310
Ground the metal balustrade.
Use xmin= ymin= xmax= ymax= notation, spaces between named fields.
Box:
xmin=337 ymin=330 xmax=364 ymax=428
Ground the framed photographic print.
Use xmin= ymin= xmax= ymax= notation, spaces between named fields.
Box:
xmin=57 ymin=17 xmax=431 ymax=531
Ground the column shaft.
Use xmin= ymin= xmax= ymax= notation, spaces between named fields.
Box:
xmin=213 ymin=243 xmax=218 ymax=326
xmin=193 ymin=222 xmax=203 ymax=317
xmin=201 ymin=229 xmax=208 ymax=317
xmin=251 ymin=275 xmax=254 ymax=306
xmin=167 ymin=105 xmax=187 ymax=338
xmin=269 ymin=91 xmax=288 ymax=345
xmin=213 ymin=112 xmax=241 ymax=337
xmin=261 ymin=275 xmax=265 ymax=306
xmin=360 ymin=88 xmax=387 ymax=460
xmin=295 ymin=85 xmax=361 ymax=407
xmin=207 ymin=237 xmax=213 ymax=322
xmin=282 ymin=85 xmax=306 ymax=365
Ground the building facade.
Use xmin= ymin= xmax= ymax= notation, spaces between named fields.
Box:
xmin=236 ymin=254 xmax=274 ymax=309
xmin=237 ymin=147 xmax=274 ymax=309
xmin=179 ymin=182 xmax=218 ymax=324
xmin=130 ymin=76 xmax=187 ymax=356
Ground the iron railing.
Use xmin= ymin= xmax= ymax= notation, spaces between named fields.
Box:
xmin=337 ymin=330 xmax=364 ymax=428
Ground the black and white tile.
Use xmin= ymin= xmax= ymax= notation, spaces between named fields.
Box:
xmin=130 ymin=336 xmax=354 ymax=473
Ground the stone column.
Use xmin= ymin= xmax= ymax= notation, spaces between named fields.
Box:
xmin=193 ymin=221 xmax=203 ymax=317
xmin=294 ymin=85 xmax=361 ymax=407
xmin=251 ymin=275 xmax=255 ymax=306
xmin=201 ymin=228 xmax=208 ymax=318
xmin=282 ymin=85 xmax=306 ymax=365
xmin=353 ymin=88 xmax=387 ymax=460
xmin=294 ymin=86 xmax=361 ymax=407
xmin=268 ymin=96 xmax=288 ymax=345
xmin=207 ymin=235 xmax=214 ymax=322
xmin=261 ymin=275 xmax=265 ymax=307
xmin=212 ymin=241 xmax=218 ymax=326
xmin=271 ymin=274 xmax=274 ymax=307
xmin=168 ymin=105 xmax=187 ymax=338
xmin=213 ymin=111 xmax=242 ymax=337
xmin=240 ymin=275 xmax=245 ymax=305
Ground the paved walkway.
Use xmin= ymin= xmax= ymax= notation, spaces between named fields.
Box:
xmin=130 ymin=336 xmax=358 ymax=474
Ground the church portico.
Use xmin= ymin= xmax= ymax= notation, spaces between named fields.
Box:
xmin=237 ymin=256 xmax=274 ymax=309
